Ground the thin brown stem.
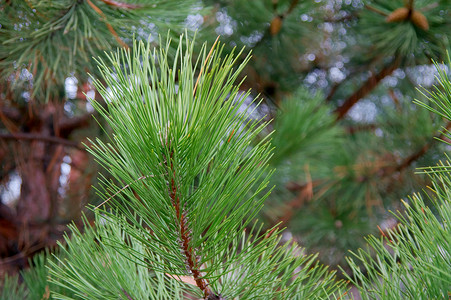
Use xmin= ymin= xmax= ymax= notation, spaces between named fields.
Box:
xmin=346 ymin=123 xmax=378 ymax=134
xmin=393 ymin=121 xmax=451 ymax=173
xmin=99 ymin=0 xmax=142 ymax=9
xmin=364 ymin=4 xmax=388 ymax=17
xmin=121 ymin=289 xmax=134 ymax=300
xmin=325 ymin=82 xmax=341 ymax=102
xmin=86 ymin=0 xmax=128 ymax=49
xmin=167 ymin=152 xmax=213 ymax=299
xmin=334 ymin=57 xmax=400 ymax=120
xmin=0 ymin=132 xmax=84 ymax=150
xmin=285 ymin=0 xmax=299 ymax=16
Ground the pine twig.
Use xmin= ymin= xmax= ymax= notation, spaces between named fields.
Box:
xmin=99 ymin=0 xmax=142 ymax=9
xmin=166 ymin=150 xmax=213 ymax=299
xmin=325 ymin=82 xmax=341 ymax=102
xmin=334 ymin=57 xmax=400 ymax=120
xmin=121 ymin=288 xmax=134 ymax=300
xmin=0 ymin=132 xmax=84 ymax=150
xmin=86 ymin=0 xmax=129 ymax=49
xmin=285 ymin=0 xmax=299 ymax=16
xmin=393 ymin=121 xmax=451 ymax=173
xmin=364 ymin=4 xmax=388 ymax=17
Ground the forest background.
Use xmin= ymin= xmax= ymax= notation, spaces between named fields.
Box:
xmin=0 ymin=0 xmax=450 ymax=289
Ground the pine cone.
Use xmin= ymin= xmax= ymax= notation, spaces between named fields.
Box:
xmin=411 ymin=10 xmax=429 ymax=30
xmin=386 ymin=7 xmax=409 ymax=23
xmin=269 ymin=16 xmax=283 ymax=36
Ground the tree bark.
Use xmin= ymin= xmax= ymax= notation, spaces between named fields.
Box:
xmin=15 ymin=117 xmax=63 ymax=247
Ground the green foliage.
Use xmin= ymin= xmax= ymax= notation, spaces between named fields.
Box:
xmin=344 ymin=53 xmax=451 ymax=300
xmin=270 ymin=89 xmax=342 ymax=166
xmin=344 ymin=174 xmax=451 ymax=299
xmin=204 ymin=0 xmax=321 ymax=90
xmin=49 ymin=215 xmax=190 ymax=300
xmin=0 ymin=273 xmax=28 ymax=300
xmin=0 ymin=250 xmax=75 ymax=300
xmin=415 ymin=55 xmax=451 ymax=126
xmin=3 ymin=1 xmax=451 ymax=298
xmin=0 ymin=0 xmax=200 ymax=102
xmin=359 ymin=0 xmax=451 ymax=64
xmin=46 ymin=35 xmax=345 ymax=299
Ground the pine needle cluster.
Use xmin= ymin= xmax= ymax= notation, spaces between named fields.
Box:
xmin=43 ymin=35 xmax=344 ymax=299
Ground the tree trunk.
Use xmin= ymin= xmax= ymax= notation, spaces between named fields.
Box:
xmin=16 ymin=117 xmax=63 ymax=248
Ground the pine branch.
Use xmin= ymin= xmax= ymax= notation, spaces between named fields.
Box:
xmin=167 ymin=149 xmax=213 ymax=298
xmin=334 ymin=57 xmax=400 ymax=120
xmin=100 ymin=0 xmax=142 ymax=9
xmin=86 ymin=0 xmax=128 ymax=48
xmin=393 ymin=121 xmax=451 ymax=173
xmin=58 ymin=113 xmax=93 ymax=136
xmin=47 ymin=35 xmax=346 ymax=299
xmin=0 ymin=132 xmax=83 ymax=150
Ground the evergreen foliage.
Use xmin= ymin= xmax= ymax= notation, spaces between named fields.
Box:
xmin=344 ymin=56 xmax=451 ymax=299
xmin=0 ymin=0 xmax=199 ymax=102
xmin=1 ymin=1 xmax=451 ymax=299
xmin=46 ymin=35 xmax=344 ymax=299
xmin=359 ymin=0 xmax=450 ymax=64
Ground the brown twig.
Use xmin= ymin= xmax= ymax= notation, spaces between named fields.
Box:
xmin=121 ymin=288 xmax=134 ymax=300
xmin=393 ymin=121 xmax=451 ymax=173
xmin=285 ymin=0 xmax=299 ymax=16
xmin=0 ymin=132 xmax=84 ymax=150
xmin=334 ymin=57 xmax=400 ymax=120
xmin=167 ymin=151 xmax=213 ymax=299
xmin=364 ymin=4 xmax=388 ymax=17
xmin=345 ymin=123 xmax=378 ymax=134
xmin=325 ymin=82 xmax=341 ymax=102
xmin=100 ymin=0 xmax=142 ymax=9
xmin=86 ymin=0 xmax=128 ymax=48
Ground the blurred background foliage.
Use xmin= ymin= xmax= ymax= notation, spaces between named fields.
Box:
xmin=0 ymin=0 xmax=450 ymax=289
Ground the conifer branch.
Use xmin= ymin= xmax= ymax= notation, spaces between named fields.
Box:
xmin=86 ymin=0 xmax=129 ymax=49
xmin=334 ymin=57 xmax=400 ymax=120
xmin=100 ymin=0 xmax=143 ymax=10
xmin=392 ymin=121 xmax=451 ymax=173
xmin=167 ymin=150 xmax=213 ymax=298
xmin=0 ymin=132 xmax=83 ymax=150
